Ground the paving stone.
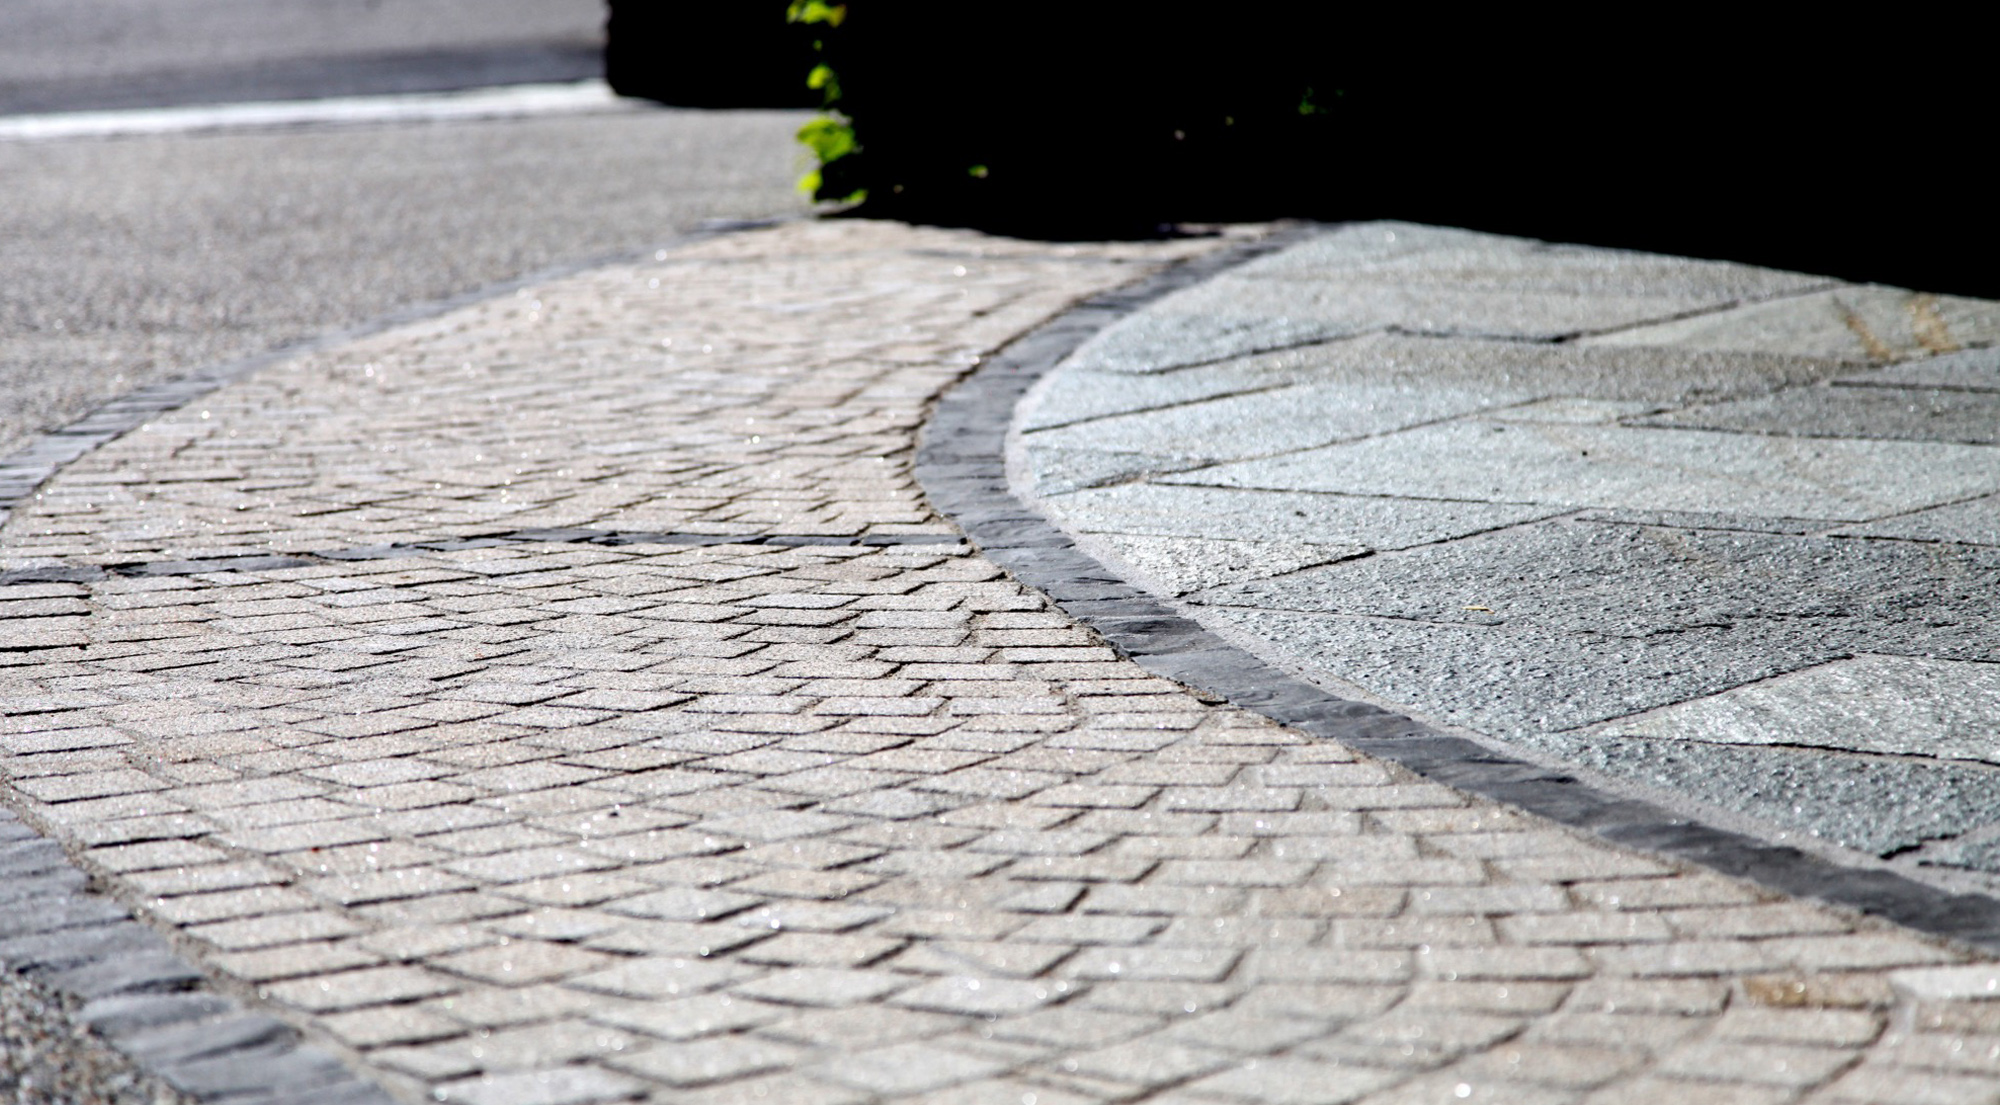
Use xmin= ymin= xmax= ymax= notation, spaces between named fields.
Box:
xmin=1191 ymin=522 xmax=2000 ymax=742
xmin=1548 ymin=735 xmax=2000 ymax=857
xmin=607 ymin=1035 xmax=803 ymax=1088
xmin=1637 ymin=382 xmax=2000 ymax=445
xmin=1173 ymin=419 xmax=2000 ymax=521
xmin=1065 ymin=222 xmax=1821 ymax=375
xmin=434 ymin=1066 xmax=648 ymax=1105
xmin=1023 ymin=379 xmax=1507 ymax=466
xmin=1588 ymin=655 xmax=2000 ymax=765
xmin=814 ymin=1039 xmax=1010 ymax=1095
xmin=1180 ymin=1055 xmax=1402 ymax=1104
xmin=1580 ymin=286 xmax=2000 ymax=362
xmin=893 ymin=974 xmax=1069 ymax=1016
xmin=729 ymin=967 xmax=910 ymax=1007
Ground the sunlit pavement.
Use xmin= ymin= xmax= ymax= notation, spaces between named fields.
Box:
xmin=5 ymin=218 xmax=2000 ymax=1104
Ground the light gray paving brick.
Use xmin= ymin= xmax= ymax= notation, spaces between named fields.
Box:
xmin=892 ymin=975 xmax=1072 ymax=1016
xmin=608 ymin=1035 xmax=804 ymax=1088
xmin=815 ymin=1039 xmax=1011 ymax=1096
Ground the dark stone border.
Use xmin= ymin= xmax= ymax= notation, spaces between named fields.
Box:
xmin=914 ymin=224 xmax=2000 ymax=956
xmin=0 ymin=217 xmax=803 ymax=1104
xmin=0 ymin=809 xmax=396 ymax=1105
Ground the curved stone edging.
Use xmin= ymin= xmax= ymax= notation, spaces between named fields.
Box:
xmin=914 ymin=224 xmax=2000 ymax=956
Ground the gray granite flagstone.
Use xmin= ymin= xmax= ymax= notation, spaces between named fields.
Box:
xmin=1587 ymin=654 xmax=2000 ymax=764
xmin=1633 ymin=382 xmax=2000 ymax=444
xmin=1081 ymin=533 xmax=1365 ymax=595
xmin=1580 ymin=286 xmax=2000 ymax=361
xmin=1539 ymin=732 xmax=2000 ymax=858
xmin=1021 ymin=380 xmax=1513 ymax=463
xmin=1839 ymin=344 xmax=2000 ymax=392
xmin=1035 ymin=482 xmax=1556 ymax=551
xmin=1834 ymin=493 xmax=2000 ymax=547
xmin=1061 ymin=222 xmax=1833 ymax=375
xmin=1017 ymin=220 xmax=2000 ymax=882
xmin=1164 ymin=420 xmax=2000 ymax=521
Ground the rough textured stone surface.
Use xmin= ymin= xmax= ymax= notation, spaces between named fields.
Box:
xmin=1018 ymin=221 xmax=2000 ymax=901
xmin=1842 ymin=345 xmax=2000 ymax=391
xmin=1593 ymin=656 xmax=2000 ymax=764
xmin=1635 ymin=384 xmax=2000 ymax=444
xmin=1063 ymin=223 xmax=1829 ymax=375
xmin=1540 ymin=734 xmax=2000 ymax=857
xmin=1579 ymin=286 xmax=2000 ymax=361
xmin=2 ymin=947 xmax=196 ymax=1105
xmin=1169 ymin=420 xmax=2000 ymax=520
xmin=1083 ymin=534 xmax=1365 ymax=596
xmin=1036 ymin=483 xmax=1556 ymax=552
xmin=1835 ymin=495 xmax=2000 ymax=548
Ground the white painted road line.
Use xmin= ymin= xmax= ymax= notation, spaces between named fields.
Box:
xmin=0 ymin=80 xmax=641 ymax=142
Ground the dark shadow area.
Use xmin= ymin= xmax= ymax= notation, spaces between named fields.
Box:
xmin=612 ymin=4 xmax=1998 ymax=296
xmin=606 ymin=3 xmax=817 ymax=109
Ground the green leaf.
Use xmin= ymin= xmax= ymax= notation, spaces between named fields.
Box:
xmin=785 ymin=1 xmax=846 ymax=26
xmin=796 ymin=116 xmax=857 ymax=163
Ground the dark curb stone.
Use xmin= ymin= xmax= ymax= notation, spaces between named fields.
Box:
xmin=0 ymin=810 xmax=397 ymax=1105
xmin=912 ymin=222 xmax=2000 ymax=957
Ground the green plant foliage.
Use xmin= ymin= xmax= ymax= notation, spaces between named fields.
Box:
xmin=785 ymin=0 xmax=846 ymax=27
xmin=787 ymin=1 xmax=860 ymax=201
xmin=797 ymin=117 xmax=856 ymax=164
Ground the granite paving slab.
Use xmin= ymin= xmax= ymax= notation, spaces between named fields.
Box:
xmin=1034 ymin=483 xmax=1556 ymax=553
xmin=1840 ymin=345 xmax=2000 ymax=392
xmin=1018 ymin=221 xmax=2000 ymax=907
xmin=1634 ymin=384 xmax=2000 ymax=445
xmin=1588 ymin=655 xmax=2000 ymax=764
xmin=1834 ymin=494 xmax=2000 ymax=548
xmin=1168 ymin=421 xmax=2000 ymax=521
xmin=1580 ymin=287 xmax=2000 ymax=362
xmin=1062 ymin=222 xmax=1833 ymax=377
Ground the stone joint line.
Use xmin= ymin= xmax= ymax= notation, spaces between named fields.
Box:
xmin=0 ymin=530 xmax=967 ymax=589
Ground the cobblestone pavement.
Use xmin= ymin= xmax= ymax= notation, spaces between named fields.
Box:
xmin=5 ymin=220 xmax=2000 ymax=1104
xmin=1015 ymin=222 xmax=2000 ymax=902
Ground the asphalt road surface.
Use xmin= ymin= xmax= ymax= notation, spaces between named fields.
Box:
xmin=0 ymin=0 xmax=607 ymax=113
xmin=0 ymin=0 xmax=815 ymax=460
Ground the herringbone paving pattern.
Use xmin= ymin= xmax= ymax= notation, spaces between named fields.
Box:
xmin=3 ymin=221 xmax=1998 ymax=1104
